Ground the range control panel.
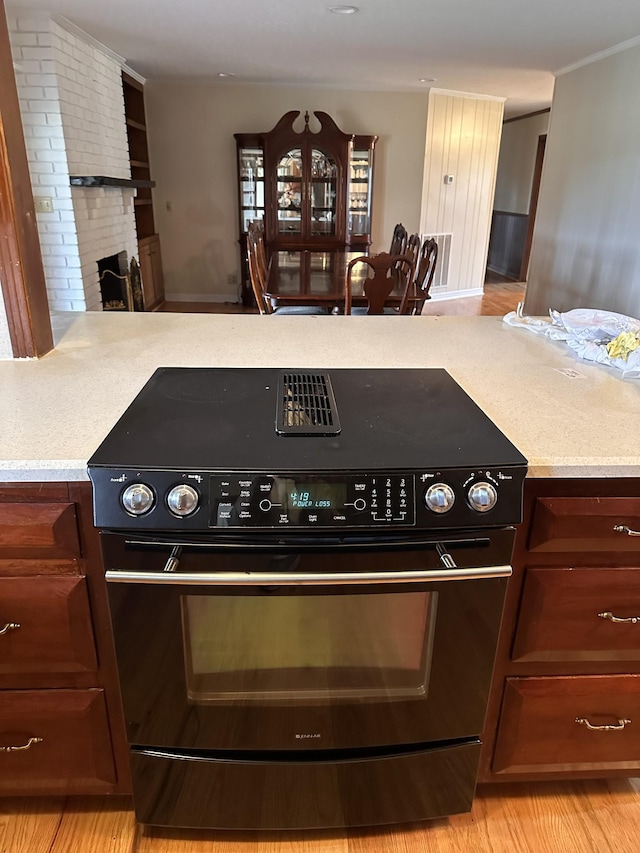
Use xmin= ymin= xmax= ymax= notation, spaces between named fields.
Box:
xmin=89 ymin=466 xmax=527 ymax=531
xmin=210 ymin=474 xmax=414 ymax=527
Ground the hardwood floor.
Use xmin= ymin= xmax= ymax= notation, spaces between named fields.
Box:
xmin=3 ymin=777 xmax=639 ymax=852
xmin=158 ymin=280 xmax=525 ymax=318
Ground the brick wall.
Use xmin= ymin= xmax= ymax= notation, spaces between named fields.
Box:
xmin=8 ymin=15 xmax=138 ymax=312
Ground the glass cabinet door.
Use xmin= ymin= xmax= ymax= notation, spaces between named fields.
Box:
xmin=348 ymin=145 xmax=373 ymax=241
xmin=310 ymin=148 xmax=337 ymax=238
xmin=276 ymin=148 xmax=303 ymax=237
xmin=239 ymin=147 xmax=265 ymax=232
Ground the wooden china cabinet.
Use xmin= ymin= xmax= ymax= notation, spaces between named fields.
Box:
xmin=235 ymin=111 xmax=377 ymax=306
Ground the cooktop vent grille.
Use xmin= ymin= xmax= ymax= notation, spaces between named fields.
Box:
xmin=276 ymin=372 xmax=341 ymax=435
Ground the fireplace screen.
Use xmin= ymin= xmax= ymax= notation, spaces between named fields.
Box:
xmin=97 ymin=251 xmax=130 ymax=310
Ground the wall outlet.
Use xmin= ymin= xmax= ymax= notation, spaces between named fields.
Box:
xmin=34 ymin=196 xmax=54 ymax=213
xmin=227 ymin=273 xmax=238 ymax=287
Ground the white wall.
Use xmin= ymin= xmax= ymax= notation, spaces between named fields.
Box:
xmin=0 ymin=286 xmax=12 ymax=360
xmin=8 ymin=14 xmax=138 ymax=311
xmin=419 ymin=90 xmax=504 ymax=297
xmin=493 ymin=112 xmax=549 ymax=214
xmin=524 ymin=43 xmax=640 ymax=317
xmin=144 ymin=83 xmax=429 ymax=300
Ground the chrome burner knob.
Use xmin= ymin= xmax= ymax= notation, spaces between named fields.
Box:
xmin=167 ymin=484 xmax=199 ymax=517
xmin=424 ymin=483 xmax=455 ymax=514
xmin=122 ymin=483 xmax=155 ymax=516
xmin=468 ymin=482 xmax=498 ymax=513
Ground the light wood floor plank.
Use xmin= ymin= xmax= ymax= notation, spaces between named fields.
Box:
xmin=137 ymin=825 xmax=349 ymax=853
xmin=0 ymin=797 xmax=64 ymax=853
xmin=49 ymin=796 xmax=136 ymax=853
xmin=3 ymin=778 xmax=640 ymax=853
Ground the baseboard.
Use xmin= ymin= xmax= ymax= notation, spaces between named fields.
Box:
xmin=163 ymin=292 xmax=239 ymax=303
xmin=429 ymin=288 xmax=484 ymax=302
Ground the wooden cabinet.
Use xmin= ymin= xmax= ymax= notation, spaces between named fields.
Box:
xmin=122 ymin=72 xmax=165 ymax=308
xmin=480 ymin=479 xmax=640 ymax=783
xmin=235 ymin=112 xmax=377 ymax=306
xmin=138 ymin=234 xmax=165 ymax=311
xmin=0 ymin=483 xmax=130 ymax=796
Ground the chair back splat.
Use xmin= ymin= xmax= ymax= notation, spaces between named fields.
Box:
xmin=389 ymin=223 xmax=408 ymax=256
xmin=413 ymin=238 xmax=438 ymax=315
xmin=246 ymin=222 xmax=271 ymax=314
xmin=344 ymin=252 xmax=415 ymax=315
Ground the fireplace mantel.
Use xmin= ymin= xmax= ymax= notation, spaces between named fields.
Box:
xmin=70 ymin=175 xmax=155 ymax=189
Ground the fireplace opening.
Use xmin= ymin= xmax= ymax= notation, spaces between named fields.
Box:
xmin=97 ymin=251 xmax=130 ymax=311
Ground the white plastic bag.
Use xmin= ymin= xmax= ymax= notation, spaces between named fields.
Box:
xmin=503 ymin=305 xmax=640 ymax=379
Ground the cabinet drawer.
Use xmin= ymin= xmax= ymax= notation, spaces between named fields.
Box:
xmin=512 ymin=567 xmax=640 ymax=662
xmin=0 ymin=502 xmax=80 ymax=574
xmin=529 ymin=498 xmax=640 ymax=554
xmin=0 ymin=577 xmax=97 ymax=677
xmin=0 ymin=689 xmax=116 ymax=793
xmin=493 ymin=675 xmax=640 ymax=774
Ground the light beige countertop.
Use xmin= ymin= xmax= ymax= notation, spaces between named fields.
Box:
xmin=1 ymin=311 xmax=638 ymax=482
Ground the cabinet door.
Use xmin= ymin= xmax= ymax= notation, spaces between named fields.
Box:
xmin=493 ymin=675 xmax=640 ymax=775
xmin=0 ymin=576 xmax=97 ymax=678
xmin=512 ymin=566 xmax=640 ymax=663
xmin=348 ymin=136 xmax=377 ymax=247
xmin=138 ymin=236 xmax=164 ymax=309
xmin=149 ymin=236 xmax=165 ymax=304
xmin=264 ymin=111 xmax=350 ymax=249
xmin=0 ymin=502 xmax=80 ymax=576
xmin=0 ymin=689 xmax=116 ymax=793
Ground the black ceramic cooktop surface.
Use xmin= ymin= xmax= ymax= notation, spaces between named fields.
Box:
xmin=88 ymin=367 xmax=527 ymax=474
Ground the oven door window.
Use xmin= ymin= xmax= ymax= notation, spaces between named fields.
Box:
xmin=182 ymin=591 xmax=437 ymax=703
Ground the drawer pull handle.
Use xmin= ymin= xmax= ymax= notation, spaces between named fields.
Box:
xmin=614 ymin=524 xmax=640 ymax=537
xmin=598 ymin=611 xmax=640 ymax=624
xmin=0 ymin=736 xmax=44 ymax=752
xmin=0 ymin=622 xmax=20 ymax=635
xmin=575 ymin=717 xmax=631 ymax=732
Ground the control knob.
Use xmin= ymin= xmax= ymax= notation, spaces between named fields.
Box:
xmin=167 ymin=484 xmax=199 ymax=517
xmin=468 ymin=481 xmax=498 ymax=513
xmin=424 ymin=483 xmax=455 ymax=514
xmin=121 ymin=483 xmax=155 ymax=516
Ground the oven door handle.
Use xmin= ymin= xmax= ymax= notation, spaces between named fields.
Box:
xmin=105 ymin=565 xmax=512 ymax=586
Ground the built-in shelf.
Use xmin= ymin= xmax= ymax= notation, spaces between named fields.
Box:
xmin=134 ymin=199 xmax=153 ymax=206
xmin=69 ymin=175 xmax=156 ymax=189
xmin=126 ymin=117 xmax=146 ymax=132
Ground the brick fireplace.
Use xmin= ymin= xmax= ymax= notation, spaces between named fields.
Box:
xmin=8 ymin=14 xmax=139 ymax=312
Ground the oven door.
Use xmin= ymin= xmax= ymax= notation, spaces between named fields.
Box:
xmin=102 ymin=530 xmax=513 ymax=753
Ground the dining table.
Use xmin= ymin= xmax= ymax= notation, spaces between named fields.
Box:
xmin=264 ymin=249 xmax=417 ymax=312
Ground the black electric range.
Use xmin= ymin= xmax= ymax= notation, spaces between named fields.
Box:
xmin=88 ymin=367 xmax=527 ymax=534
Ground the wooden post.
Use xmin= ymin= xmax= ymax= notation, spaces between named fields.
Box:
xmin=0 ymin=0 xmax=53 ymax=357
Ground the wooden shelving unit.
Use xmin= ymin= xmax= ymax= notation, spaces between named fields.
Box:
xmin=122 ymin=72 xmax=164 ymax=310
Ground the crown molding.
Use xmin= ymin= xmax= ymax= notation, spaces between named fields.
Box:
xmin=52 ymin=15 xmax=126 ymax=67
xmin=429 ymin=88 xmax=506 ymax=103
xmin=555 ymin=34 xmax=640 ymax=77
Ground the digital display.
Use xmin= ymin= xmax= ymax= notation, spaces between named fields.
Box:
xmin=286 ymin=480 xmax=347 ymax=511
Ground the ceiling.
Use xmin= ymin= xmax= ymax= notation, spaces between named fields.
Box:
xmin=7 ymin=0 xmax=640 ymax=118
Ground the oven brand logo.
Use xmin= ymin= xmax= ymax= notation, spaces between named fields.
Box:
xmin=295 ymin=733 xmax=321 ymax=739
xmin=110 ymin=474 xmax=127 ymax=482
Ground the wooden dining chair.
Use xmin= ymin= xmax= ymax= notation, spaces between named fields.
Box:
xmin=344 ymin=253 xmax=415 ymax=315
xmin=405 ymin=233 xmax=421 ymax=275
xmin=412 ymin=238 xmax=439 ymax=315
xmin=247 ymin=223 xmax=326 ymax=316
xmin=389 ymin=223 xmax=408 ymax=256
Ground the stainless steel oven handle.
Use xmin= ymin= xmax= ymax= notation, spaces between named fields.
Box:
xmin=105 ymin=565 xmax=512 ymax=585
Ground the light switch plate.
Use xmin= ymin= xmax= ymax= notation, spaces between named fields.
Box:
xmin=34 ymin=196 xmax=54 ymax=213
